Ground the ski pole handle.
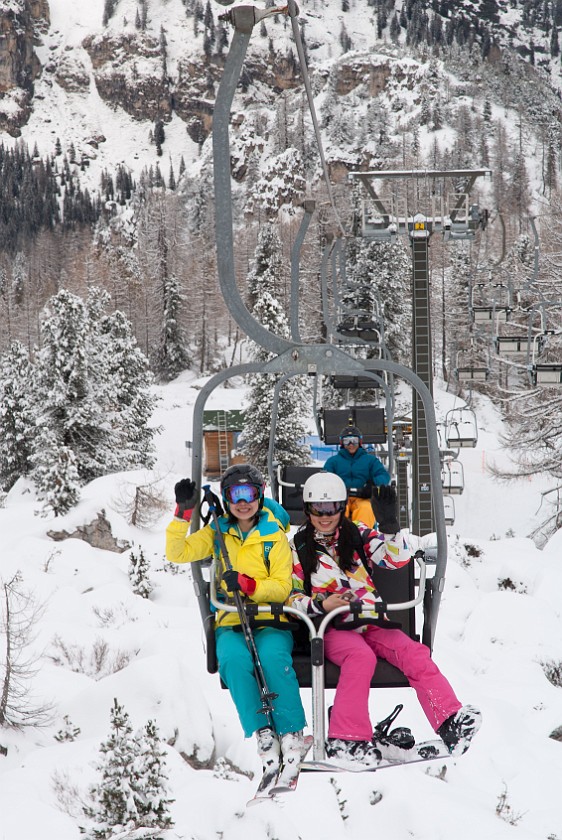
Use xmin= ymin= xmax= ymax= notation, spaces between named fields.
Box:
xmin=203 ymin=484 xmax=216 ymax=509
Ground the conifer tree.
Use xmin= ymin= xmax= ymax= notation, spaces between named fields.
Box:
xmin=30 ymin=289 xmax=117 ymax=504
xmin=344 ymin=237 xmax=412 ymax=367
xmin=97 ymin=306 xmax=158 ymax=468
xmin=30 ymin=289 xmax=158 ymax=515
xmin=239 ymin=226 xmax=311 ymax=471
xmin=128 ymin=548 xmax=153 ymax=599
xmin=82 ymin=699 xmax=173 ymax=838
xmin=156 ymin=273 xmax=191 ymax=382
xmin=0 ymin=573 xmax=53 ymax=729
xmin=0 ymin=342 xmax=34 ymax=491
xmin=32 ymin=435 xmax=81 ymax=516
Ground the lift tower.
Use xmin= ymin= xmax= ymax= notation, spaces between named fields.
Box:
xmin=351 ymin=169 xmax=490 ymax=534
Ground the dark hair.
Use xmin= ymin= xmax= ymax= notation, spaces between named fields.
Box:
xmin=296 ymin=515 xmax=358 ymax=579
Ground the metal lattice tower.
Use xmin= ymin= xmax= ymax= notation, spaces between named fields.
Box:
xmin=350 ymin=169 xmax=491 ymax=534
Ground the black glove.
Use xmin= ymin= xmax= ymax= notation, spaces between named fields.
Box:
xmin=371 ymin=484 xmax=400 ymax=533
xmin=222 ymin=569 xmax=256 ymax=595
xmin=174 ymin=479 xmax=198 ymax=521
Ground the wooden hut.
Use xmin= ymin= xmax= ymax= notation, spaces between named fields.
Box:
xmin=202 ymin=410 xmax=245 ymax=478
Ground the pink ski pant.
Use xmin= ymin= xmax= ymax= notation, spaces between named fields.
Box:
xmin=324 ymin=625 xmax=462 ymax=741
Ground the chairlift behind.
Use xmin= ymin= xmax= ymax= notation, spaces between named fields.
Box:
xmin=441 ymin=459 xmax=465 ymax=495
xmin=443 ymin=495 xmax=455 ymax=525
xmin=528 ymin=330 xmax=562 ymax=386
xmin=445 ymin=407 xmax=478 ymax=448
xmin=495 ymin=335 xmax=527 ymax=356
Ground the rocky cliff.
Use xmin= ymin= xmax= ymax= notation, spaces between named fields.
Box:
xmin=0 ymin=0 xmax=49 ymax=135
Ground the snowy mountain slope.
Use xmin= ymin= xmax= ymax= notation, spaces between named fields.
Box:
xmin=2 ymin=0 xmax=561 ymax=214
xmin=1 ymin=377 xmax=562 ymax=839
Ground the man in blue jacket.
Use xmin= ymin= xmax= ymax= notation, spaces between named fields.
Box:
xmin=324 ymin=425 xmax=390 ymax=527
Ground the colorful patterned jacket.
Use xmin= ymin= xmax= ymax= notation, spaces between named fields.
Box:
xmin=289 ymin=523 xmax=411 ymax=628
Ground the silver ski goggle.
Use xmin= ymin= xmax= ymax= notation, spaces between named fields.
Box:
xmin=341 ymin=435 xmax=361 ymax=446
xmin=304 ymin=501 xmax=346 ymax=517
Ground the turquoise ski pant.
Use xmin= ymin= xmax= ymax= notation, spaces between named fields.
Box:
xmin=216 ymin=625 xmax=306 ymax=737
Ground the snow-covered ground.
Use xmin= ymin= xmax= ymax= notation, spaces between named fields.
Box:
xmin=1 ymin=377 xmax=562 ymax=840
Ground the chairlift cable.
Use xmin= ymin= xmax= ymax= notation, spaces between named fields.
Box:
xmin=286 ymin=0 xmax=347 ymax=239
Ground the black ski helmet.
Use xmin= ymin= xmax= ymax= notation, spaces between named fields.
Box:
xmin=220 ymin=464 xmax=265 ymax=508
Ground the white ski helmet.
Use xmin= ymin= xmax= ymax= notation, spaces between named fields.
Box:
xmin=302 ymin=472 xmax=347 ymax=504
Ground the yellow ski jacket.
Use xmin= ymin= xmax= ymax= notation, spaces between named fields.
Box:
xmin=166 ymin=505 xmax=293 ymax=627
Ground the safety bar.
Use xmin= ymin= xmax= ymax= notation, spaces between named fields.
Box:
xmin=275 ymin=465 xmax=306 ymax=489
xmin=209 ymin=554 xmax=426 ymax=759
xmin=209 ymin=554 xmax=426 ymax=615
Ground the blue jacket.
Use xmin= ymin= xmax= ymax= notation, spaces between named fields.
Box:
xmin=324 ymin=446 xmax=390 ymax=494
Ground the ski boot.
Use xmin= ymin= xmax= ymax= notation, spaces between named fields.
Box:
xmin=256 ymin=726 xmax=281 ymax=776
xmin=325 ymin=737 xmax=382 ymax=768
xmin=437 ymin=705 xmax=482 ymax=756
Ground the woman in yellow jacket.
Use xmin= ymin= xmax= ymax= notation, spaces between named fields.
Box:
xmin=166 ymin=464 xmax=306 ymax=780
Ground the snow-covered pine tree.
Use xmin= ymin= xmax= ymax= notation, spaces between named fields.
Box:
xmin=128 ymin=548 xmax=153 ymax=599
xmin=239 ymin=225 xmax=311 ymax=471
xmin=82 ymin=699 xmax=173 ymax=839
xmin=156 ymin=272 xmax=191 ymax=382
xmin=54 ymin=714 xmax=81 ymax=743
xmin=134 ymin=719 xmax=174 ymax=832
xmin=30 ymin=288 xmax=158 ymax=515
xmin=344 ymin=236 xmax=412 ymax=367
xmin=0 ymin=341 xmax=35 ymax=491
xmin=31 ymin=437 xmax=81 ymax=516
xmin=31 ymin=289 xmax=120 ymax=496
xmin=97 ymin=307 xmax=158 ymax=469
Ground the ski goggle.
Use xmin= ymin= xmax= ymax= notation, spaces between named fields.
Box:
xmin=341 ymin=435 xmax=360 ymax=446
xmin=224 ymin=484 xmax=261 ymax=505
xmin=305 ymin=501 xmax=346 ymax=517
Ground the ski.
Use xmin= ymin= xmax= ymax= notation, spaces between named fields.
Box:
xmin=246 ymin=757 xmax=283 ymax=806
xmin=269 ymin=734 xmax=313 ymax=795
xmin=300 ymin=736 xmax=452 ymax=774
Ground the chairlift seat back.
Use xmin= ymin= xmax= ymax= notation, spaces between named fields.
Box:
xmin=321 ymin=407 xmax=386 ymax=444
xmin=280 ymin=465 xmax=323 ymax=525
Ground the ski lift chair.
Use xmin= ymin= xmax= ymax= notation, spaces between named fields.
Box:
xmin=337 ymin=311 xmax=383 ymax=343
xmin=200 ymin=549 xmax=428 ymax=700
xmin=528 ymin=331 xmax=562 ymax=386
xmin=495 ymin=335 xmax=527 ymax=356
xmin=443 ymin=495 xmax=455 ymax=525
xmin=455 ymin=366 xmax=489 ymax=383
xmin=530 ymin=364 xmax=562 ymax=386
xmin=320 ymin=407 xmax=386 ymax=445
xmin=445 ymin=407 xmax=478 ymax=448
xmin=441 ymin=459 xmax=465 ymax=495
xmin=454 ymin=348 xmax=489 ymax=383
xmin=330 ymin=374 xmax=383 ymax=390
xmin=472 ymin=305 xmax=511 ymax=325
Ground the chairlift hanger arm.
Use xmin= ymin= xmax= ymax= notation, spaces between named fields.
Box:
xmin=212 ymin=21 xmax=294 ymax=356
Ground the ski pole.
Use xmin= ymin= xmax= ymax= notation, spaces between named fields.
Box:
xmin=202 ymin=484 xmax=278 ymax=728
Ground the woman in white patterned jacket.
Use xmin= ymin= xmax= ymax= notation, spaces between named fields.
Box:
xmin=289 ymin=471 xmax=481 ymax=767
